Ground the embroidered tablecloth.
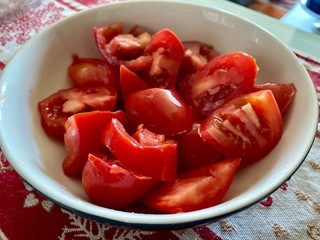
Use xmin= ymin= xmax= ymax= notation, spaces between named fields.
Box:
xmin=0 ymin=0 xmax=320 ymax=239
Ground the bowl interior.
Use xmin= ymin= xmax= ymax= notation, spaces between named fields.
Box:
xmin=0 ymin=0 xmax=317 ymax=228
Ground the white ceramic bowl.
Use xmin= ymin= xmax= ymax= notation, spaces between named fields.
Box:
xmin=0 ymin=0 xmax=318 ymax=229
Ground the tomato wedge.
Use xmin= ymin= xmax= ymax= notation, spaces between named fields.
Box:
xmin=38 ymin=85 xmax=117 ymax=136
xmin=119 ymin=65 xmax=149 ymax=101
xmin=141 ymin=158 xmax=241 ymax=213
xmin=178 ymin=41 xmax=218 ymax=81
xmin=67 ymin=55 xmax=118 ymax=87
xmin=125 ymin=88 xmax=194 ymax=136
xmin=82 ymin=154 xmax=158 ymax=209
xmin=179 ymin=51 xmax=258 ymax=117
xmin=93 ymin=22 xmax=124 ymax=66
xmin=140 ymin=28 xmax=185 ymax=88
xmin=177 ymin=123 xmax=223 ymax=172
xmin=200 ymin=90 xmax=283 ymax=164
xmin=62 ymin=110 xmax=126 ymax=178
xmin=102 ymin=118 xmax=177 ymax=181
xmin=94 ymin=22 xmax=151 ymax=67
xmin=252 ymin=83 xmax=297 ymax=113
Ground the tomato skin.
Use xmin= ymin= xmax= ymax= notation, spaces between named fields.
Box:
xmin=141 ymin=158 xmax=241 ymax=213
xmin=102 ymin=118 xmax=177 ymax=182
xmin=38 ymin=85 xmax=117 ymax=136
xmin=129 ymin=25 xmax=151 ymax=37
xmin=125 ymin=88 xmax=194 ymax=136
xmin=119 ymin=65 xmax=149 ymax=101
xmin=82 ymin=154 xmax=158 ymax=209
xmin=94 ymin=22 xmax=152 ymax=67
xmin=38 ymin=96 xmax=70 ymax=136
xmin=200 ymin=90 xmax=283 ymax=164
xmin=93 ymin=22 xmax=124 ymax=66
xmin=67 ymin=55 xmax=118 ymax=87
xmin=179 ymin=52 xmax=258 ymax=117
xmin=178 ymin=41 xmax=218 ymax=81
xmin=62 ymin=110 xmax=126 ymax=178
xmin=177 ymin=123 xmax=223 ymax=172
xmin=140 ymin=29 xmax=185 ymax=88
xmin=252 ymin=83 xmax=297 ymax=113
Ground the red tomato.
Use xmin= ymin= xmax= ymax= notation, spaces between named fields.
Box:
xmin=132 ymin=124 xmax=166 ymax=146
xmin=141 ymin=158 xmax=241 ymax=213
xmin=177 ymin=123 xmax=223 ymax=172
xmin=82 ymin=154 xmax=158 ymax=209
xmin=62 ymin=110 xmax=126 ymax=178
xmin=140 ymin=28 xmax=185 ymax=88
xmin=178 ymin=41 xmax=218 ymax=81
xmin=67 ymin=55 xmax=118 ymax=87
xmin=38 ymin=85 xmax=117 ymax=136
xmin=102 ymin=118 xmax=177 ymax=181
xmin=94 ymin=22 xmax=151 ymax=66
xmin=179 ymin=51 xmax=258 ymax=117
xmin=200 ymin=90 xmax=283 ymax=164
xmin=93 ymin=22 xmax=124 ymax=66
xmin=119 ymin=65 xmax=149 ymax=101
xmin=124 ymin=88 xmax=194 ymax=136
xmin=129 ymin=25 xmax=151 ymax=37
xmin=252 ymin=83 xmax=297 ymax=113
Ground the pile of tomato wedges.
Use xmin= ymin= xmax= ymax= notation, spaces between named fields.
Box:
xmin=38 ymin=22 xmax=296 ymax=213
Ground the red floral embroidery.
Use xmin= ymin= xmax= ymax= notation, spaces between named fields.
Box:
xmin=194 ymin=226 xmax=222 ymax=240
xmin=75 ymin=0 xmax=126 ymax=7
xmin=0 ymin=3 xmax=65 ymax=46
xmin=260 ymin=196 xmax=273 ymax=207
xmin=0 ymin=62 xmax=5 ymax=70
xmin=280 ymin=183 xmax=288 ymax=191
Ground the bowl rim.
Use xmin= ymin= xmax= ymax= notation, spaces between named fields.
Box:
xmin=0 ymin=0 xmax=318 ymax=229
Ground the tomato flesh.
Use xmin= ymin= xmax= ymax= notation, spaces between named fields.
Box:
xmin=179 ymin=51 xmax=258 ymax=117
xmin=63 ymin=110 xmax=126 ymax=178
xmin=102 ymin=118 xmax=177 ymax=181
xmin=67 ymin=55 xmax=118 ymax=87
xmin=178 ymin=41 xmax=218 ymax=81
xmin=93 ymin=22 xmax=124 ymax=66
xmin=141 ymin=29 xmax=185 ymax=88
xmin=200 ymin=90 xmax=283 ymax=164
xmin=141 ymin=158 xmax=241 ymax=213
xmin=94 ymin=22 xmax=152 ymax=67
xmin=38 ymin=85 xmax=117 ymax=136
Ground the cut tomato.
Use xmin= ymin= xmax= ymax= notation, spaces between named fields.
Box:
xmin=38 ymin=85 xmax=117 ymax=136
xmin=177 ymin=123 xmax=223 ymax=172
xmin=82 ymin=154 xmax=158 ymax=209
xmin=128 ymin=25 xmax=151 ymax=37
xmin=141 ymin=158 xmax=241 ymax=213
xmin=119 ymin=65 xmax=149 ymax=101
xmin=252 ymin=83 xmax=297 ymax=113
xmin=124 ymin=88 xmax=194 ymax=136
xmin=93 ymin=22 xmax=124 ymax=66
xmin=67 ymin=55 xmax=118 ymax=87
xmin=62 ymin=110 xmax=126 ymax=178
xmin=139 ymin=28 xmax=185 ymax=88
xmin=178 ymin=41 xmax=218 ymax=81
xmin=179 ymin=51 xmax=258 ymax=117
xmin=200 ymin=90 xmax=283 ymax=164
xmin=102 ymin=118 xmax=177 ymax=181
xmin=94 ymin=22 xmax=151 ymax=67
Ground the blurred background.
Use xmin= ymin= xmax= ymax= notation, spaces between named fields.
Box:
xmin=231 ymin=0 xmax=320 ymax=35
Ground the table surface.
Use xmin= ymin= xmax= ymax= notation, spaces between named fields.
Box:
xmin=0 ymin=0 xmax=320 ymax=239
